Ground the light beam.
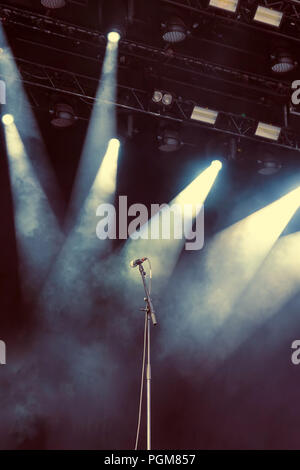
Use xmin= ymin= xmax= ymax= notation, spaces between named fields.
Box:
xmin=68 ymin=32 xmax=120 ymax=227
xmin=36 ymin=139 xmax=121 ymax=323
xmin=3 ymin=122 xmax=63 ymax=301
xmin=122 ymin=160 xmax=222 ymax=288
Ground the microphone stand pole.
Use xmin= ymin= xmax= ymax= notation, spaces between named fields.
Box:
xmin=138 ymin=263 xmax=157 ymax=451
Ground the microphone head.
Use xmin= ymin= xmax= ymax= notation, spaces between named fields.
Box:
xmin=129 ymin=257 xmax=147 ymax=268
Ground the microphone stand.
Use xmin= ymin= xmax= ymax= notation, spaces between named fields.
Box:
xmin=138 ymin=263 xmax=157 ymax=451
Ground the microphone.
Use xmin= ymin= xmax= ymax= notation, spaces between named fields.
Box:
xmin=130 ymin=257 xmax=147 ymax=268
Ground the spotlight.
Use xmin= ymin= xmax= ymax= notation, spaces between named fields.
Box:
xmin=271 ymin=50 xmax=297 ymax=74
xmin=50 ymin=103 xmax=75 ymax=128
xmin=107 ymin=31 xmax=121 ymax=43
xmin=152 ymin=90 xmax=163 ymax=104
xmin=255 ymin=122 xmax=281 ymax=141
xmin=191 ymin=106 xmax=219 ymax=125
xmin=162 ymin=93 xmax=174 ymax=106
xmin=257 ymin=155 xmax=282 ymax=175
xmin=2 ymin=114 xmax=14 ymax=126
xmin=158 ymin=129 xmax=181 ymax=152
xmin=209 ymin=0 xmax=239 ymax=13
xmin=211 ymin=160 xmax=223 ymax=171
xmin=151 ymin=90 xmax=174 ymax=107
xmin=254 ymin=6 xmax=283 ymax=27
xmin=162 ymin=17 xmax=187 ymax=43
xmin=41 ymin=0 xmax=66 ymax=8
xmin=0 ymin=48 xmax=3 ymax=56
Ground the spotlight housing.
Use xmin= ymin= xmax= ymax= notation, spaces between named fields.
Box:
xmin=255 ymin=122 xmax=281 ymax=141
xmin=151 ymin=90 xmax=174 ymax=107
xmin=2 ymin=114 xmax=14 ymax=126
xmin=50 ymin=103 xmax=75 ymax=128
xmin=209 ymin=0 xmax=239 ymax=13
xmin=158 ymin=129 xmax=181 ymax=152
xmin=152 ymin=90 xmax=163 ymax=104
xmin=257 ymin=155 xmax=282 ymax=175
xmin=162 ymin=17 xmax=187 ymax=43
xmin=191 ymin=106 xmax=219 ymax=125
xmin=271 ymin=50 xmax=297 ymax=74
xmin=162 ymin=92 xmax=174 ymax=106
xmin=41 ymin=0 xmax=66 ymax=8
xmin=254 ymin=6 xmax=283 ymax=27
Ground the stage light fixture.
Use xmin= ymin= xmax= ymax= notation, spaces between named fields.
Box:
xmin=191 ymin=106 xmax=218 ymax=125
xmin=257 ymin=155 xmax=282 ymax=175
xmin=162 ymin=17 xmax=187 ymax=43
xmin=271 ymin=50 xmax=297 ymax=73
xmin=107 ymin=31 xmax=121 ymax=43
xmin=41 ymin=0 xmax=66 ymax=8
xmin=158 ymin=129 xmax=181 ymax=152
xmin=2 ymin=114 xmax=14 ymax=126
xmin=255 ymin=122 xmax=281 ymax=141
xmin=162 ymin=93 xmax=173 ymax=106
xmin=152 ymin=90 xmax=174 ymax=107
xmin=254 ymin=6 xmax=283 ymax=27
xmin=152 ymin=90 xmax=163 ymax=104
xmin=209 ymin=0 xmax=239 ymax=13
xmin=50 ymin=103 xmax=75 ymax=128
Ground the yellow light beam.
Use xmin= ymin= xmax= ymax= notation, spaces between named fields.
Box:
xmin=3 ymin=121 xmax=63 ymax=301
xmin=122 ymin=160 xmax=222 ymax=289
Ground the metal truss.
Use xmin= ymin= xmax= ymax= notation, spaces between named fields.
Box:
xmin=162 ymin=0 xmax=300 ymax=40
xmin=0 ymin=3 xmax=292 ymax=102
xmin=1 ymin=56 xmax=299 ymax=152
